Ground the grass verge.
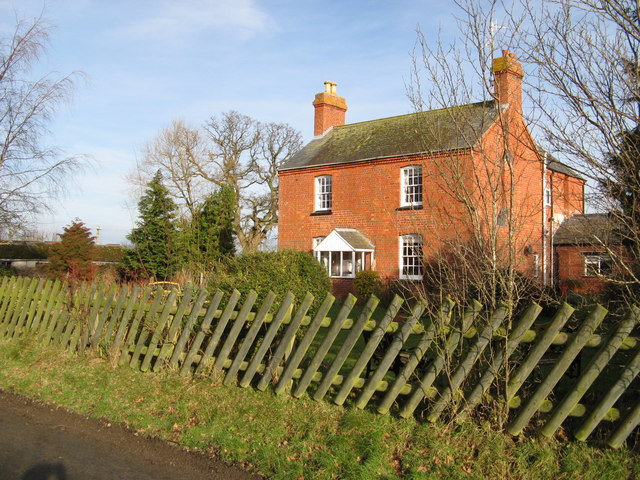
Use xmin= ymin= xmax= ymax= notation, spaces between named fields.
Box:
xmin=0 ymin=336 xmax=637 ymax=480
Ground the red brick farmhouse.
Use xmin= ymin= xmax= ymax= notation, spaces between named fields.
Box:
xmin=278 ymin=51 xmax=585 ymax=296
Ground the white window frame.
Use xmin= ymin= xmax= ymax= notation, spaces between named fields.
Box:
xmin=533 ymin=254 xmax=540 ymax=278
xmin=400 ymin=234 xmax=423 ymax=280
xmin=401 ymin=165 xmax=423 ymax=207
xmin=331 ymin=251 xmax=354 ymax=278
xmin=314 ymin=229 xmax=375 ymax=279
xmin=584 ymin=253 xmax=612 ymax=277
xmin=315 ymin=175 xmax=332 ymax=211
xmin=315 ymin=250 xmax=373 ymax=278
xmin=544 ymin=187 xmax=552 ymax=207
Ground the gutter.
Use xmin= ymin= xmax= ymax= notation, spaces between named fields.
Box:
xmin=278 ymin=147 xmax=474 ymax=172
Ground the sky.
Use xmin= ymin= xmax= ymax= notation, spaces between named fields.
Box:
xmin=1 ymin=0 xmax=459 ymax=245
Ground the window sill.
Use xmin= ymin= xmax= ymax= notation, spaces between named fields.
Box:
xmin=399 ymin=276 xmax=424 ymax=282
xmin=311 ymin=210 xmax=332 ymax=216
xmin=396 ymin=205 xmax=423 ymax=211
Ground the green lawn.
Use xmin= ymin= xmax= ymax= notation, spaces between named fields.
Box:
xmin=0 ymin=336 xmax=637 ymax=480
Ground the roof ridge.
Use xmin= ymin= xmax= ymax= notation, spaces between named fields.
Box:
xmin=332 ymin=100 xmax=496 ymax=130
xmin=281 ymin=99 xmax=499 ymax=171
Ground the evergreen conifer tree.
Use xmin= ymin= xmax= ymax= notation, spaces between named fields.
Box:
xmin=604 ymin=127 xmax=640 ymax=227
xmin=124 ymin=170 xmax=178 ymax=279
xmin=176 ymin=185 xmax=236 ymax=272
xmin=194 ymin=185 xmax=236 ymax=261
xmin=48 ymin=219 xmax=96 ymax=281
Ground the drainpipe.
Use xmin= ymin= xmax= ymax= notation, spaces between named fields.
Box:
xmin=549 ymin=170 xmax=555 ymax=288
xmin=542 ymin=152 xmax=548 ymax=286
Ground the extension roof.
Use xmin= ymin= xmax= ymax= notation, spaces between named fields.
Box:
xmin=537 ymin=147 xmax=584 ymax=180
xmin=553 ymin=213 xmax=623 ymax=246
xmin=547 ymin=159 xmax=583 ymax=179
xmin=280 ymin=101 xmax=499 ymax=171
xmin=315 ymin=229 xmax=375 ymax=252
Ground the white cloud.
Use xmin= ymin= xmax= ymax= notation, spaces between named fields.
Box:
xmin=120 ymin=0 xmax=274 ymax=43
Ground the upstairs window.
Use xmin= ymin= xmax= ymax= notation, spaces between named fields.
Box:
xmin=545 ymin=187 xmax=552 ymax=206
xmin=315 ymin=175 xmax=332 ymax=211
xmin=400 ymin=234 xmax=423 ymax=280
xmin=584 ymin=253 xmax=612 ymax=277
xmin=401 ymin=165 xmax=423 ymax=207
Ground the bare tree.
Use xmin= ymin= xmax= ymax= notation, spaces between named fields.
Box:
xmin=132 ymin=119 xmax=207 ymax=219
xmin=400 ymin=5 xmax=554 ymax=426
xmin=401 ymin=0 xmax=640 ymax=425
xmin=135 ymin=111 xmax=302 ymax=253
xmin=514 ymin=0 xmax=640 ymax=299
xmin=198 ymin=111 xmax=303 ymax=252
xmin=0 ymin=15 xmax=84 ymax=239
xmin=406 ymin=1 xmax=546 ymax=313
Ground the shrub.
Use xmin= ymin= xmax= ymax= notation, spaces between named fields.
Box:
xmin=94 ymin=245 xmax=125 ymax=263
xmin=0 ymin=242 xmax=50 ymax=259
xmin=0 ymin=265 xmax=17 ymax=277
xmin=353 ymin=270 xmax=382 ymax=300
xmin=48 ymin=219 xmax=97 ymax=282
xmin=208 ymin=250 xmax=331 ymax=313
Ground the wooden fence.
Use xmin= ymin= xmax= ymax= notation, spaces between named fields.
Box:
xmin=0 ymin=275 xmax=638 ymax=447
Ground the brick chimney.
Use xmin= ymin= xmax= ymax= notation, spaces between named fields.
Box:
xmin=313 ymin=81 xmax=347 ymax=136
xmin=492 ymin=49 xmax=524 ymax=112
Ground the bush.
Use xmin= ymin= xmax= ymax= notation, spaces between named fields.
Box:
xmin=208 ymin=250 xmax=331 ymax=313
xmin=0 ymin=265 xmax=17 ymax=277
xmin=0 ymin=242 xmax=50 ymax=259
xmin=94 ymin=245 xmax=125 ymax=263
xmin=353 ymin=270 xmax=381 ymax=300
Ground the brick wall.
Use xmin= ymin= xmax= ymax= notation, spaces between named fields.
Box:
xmin=547 ymin=170 xmax=584 ymax=220
xmin=279 ymin=116 xmax=547 ymax=285
xmin=279 ymin=151 xmax=473 ymax=280
xmin=331 ymin=278 xmax=357 ymax=298
xmin=555 ymin=244 xmax=626 ymax=294
xmin=555 ymin=245 xmax=606 ymax=294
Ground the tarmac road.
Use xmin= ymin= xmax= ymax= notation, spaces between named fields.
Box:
xmin=0 ymin=389 xmax=261 ymax=480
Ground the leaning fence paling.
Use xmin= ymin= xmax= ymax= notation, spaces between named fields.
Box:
xmin=0 ymin=276 xmax=638 ymax=447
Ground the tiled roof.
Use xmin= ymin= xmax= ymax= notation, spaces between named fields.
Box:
xmin=537 ymin=147 xmax=584 ymax=180
xmin=335 ymin=229 xmax=375 ymax=250
xmin=553 ymin=214 xmax=622 ymax=246
xmin=315 ymin=228 xmax=375 ymax=252
xmin=547 ymin=159 xmax=583 ymax=180
xmin=280 ymin=101 xmax=499 ymax=171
